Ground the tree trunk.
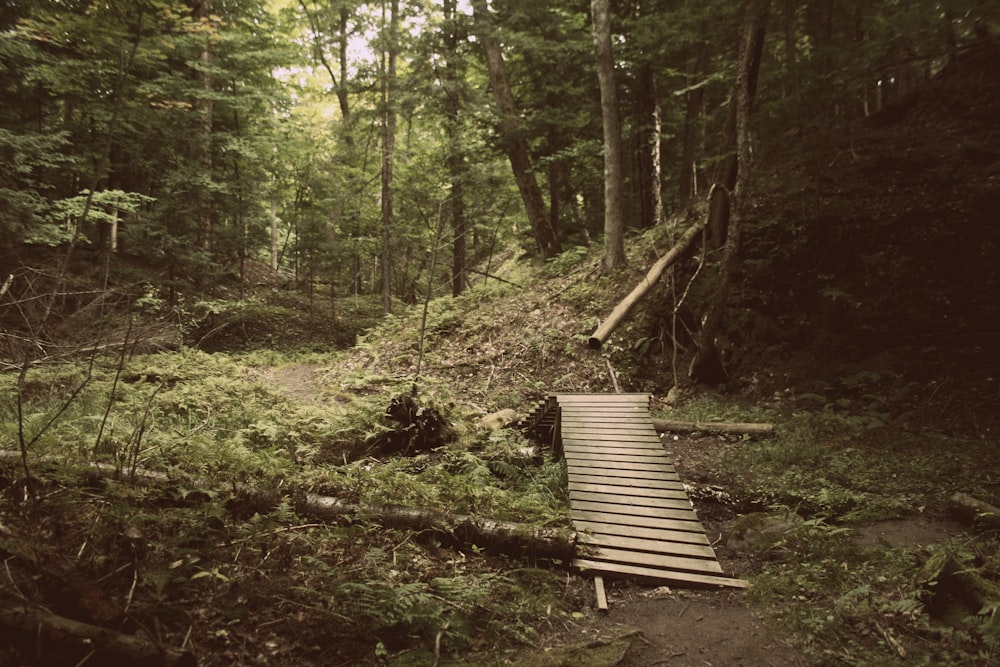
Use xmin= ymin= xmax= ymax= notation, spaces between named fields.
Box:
xmin=708 ymin=11 xmax=766 ymax=247
xmin=591 ymin=0 xmax=626 ymax=271
xmin=301 ymin=495 xmax=577 ymax=561
xmin=380 ymin=0 xmax=398 ymax=314
xmin=679 ymin=42 xmax=709 ymax=207
xmin=337 ymin=6 xmax=354 ymax=148
xmin=197 ymin=0 xmax=214 ymax=251
xmin=0 ymin=453 xmax=579 ymax=563
xmin=470 ymin=0 xmax=561 ymax=259
xmin=783 ymin=0 xmax=798 ymax=100
xmin=270 ymin=189 xmax=278 ymax=270
xmin=652 ymin=418 xmax=774 ymax=437
xmin=651 ymin=99 xmax=663 ymax=227
xmin=948 ymin=492 xmax=1000 ymax=532
xmin=633 ymin=63 xmax=658 ymax=230
xmin=690 ymin=0 xmax=769 ymax=385
xmin=444 ymin=0 xmax=467 ymax=297
xmin=302 ymin=1 xmax=355 ymax=149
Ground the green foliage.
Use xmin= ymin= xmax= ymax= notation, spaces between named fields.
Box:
xmin=543 ymin=245 xmax=590 ymax=277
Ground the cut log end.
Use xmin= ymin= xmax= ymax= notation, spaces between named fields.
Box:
xmin=587 ymin=336 xmax=603 ymax=350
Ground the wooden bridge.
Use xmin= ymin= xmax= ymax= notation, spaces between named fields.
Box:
xmin=523 ymin=393 xmax=746 ymax=590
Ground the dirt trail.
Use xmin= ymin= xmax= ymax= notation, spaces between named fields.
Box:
xmin=264 ymin=363 xmax=326 ymax=406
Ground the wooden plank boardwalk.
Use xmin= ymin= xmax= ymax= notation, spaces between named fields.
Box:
xmin=524 ymin=393 xmax=746 ymax=589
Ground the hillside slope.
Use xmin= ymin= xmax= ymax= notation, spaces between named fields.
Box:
xmin=326 ymin=41 xmax=999 ymax=437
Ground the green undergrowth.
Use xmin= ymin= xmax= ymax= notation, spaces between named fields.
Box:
xmin=744 ymin=518 xmax=1000 ymax=666
xmin=661 ymin=389 xmax=1000 ymax=665
xmin=0 ymin=346 xmax=578 ymax=665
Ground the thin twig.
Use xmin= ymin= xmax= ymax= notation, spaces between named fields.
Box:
xmin=215 ymin=523 xmax=328 ymax=549
xmin=431 ymin=621 xmax=450 ymax=667
xmin=124 ymin=567 xmax=138 ymax=613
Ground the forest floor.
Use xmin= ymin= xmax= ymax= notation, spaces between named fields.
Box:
xmin=3 ymin=38 xmax=999 ymax=667
xmin=264 ymin=362 xmax=968 ymax=667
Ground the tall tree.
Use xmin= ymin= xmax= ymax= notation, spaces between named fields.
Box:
xmin=442 ymin=0 xmax=468 ymax=296
xmin=300 ymin=0 xmax=356 ymax=148
xmin=679 ymin=41 xmax=710 ymax=207
xmin=690 ymin=0 xmax=769 ymax=384
xmin=195 ymin=0 xmax=216 ymax=250
xmin=591 ymin=0 xmax=626 ymax=271
xmin=470 ymin=0 xmax=561 ymax=259
xmin=380 ymin=0 xmax=399 ymax=313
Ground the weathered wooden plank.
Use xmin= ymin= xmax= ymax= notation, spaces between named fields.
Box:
xmin=554 ymin=393 xmax=650 ymax=402
xmin=560 ymin=425 xmax=659 ymax=435
xmin=577 ymin=532 xmax=718 ymax=559
xmin=563 ymin=424 xmax=658 ymax=433
xmin=594 ymin=575 xmax=608 ymax=611
xmin=561 ymin=419 xmax=657 ymax=428
xmin=562 ymin=438 xmax=664 ymax=451
xmin=573 ymin=519 xmax=711 ymax=546
xmin=559 ymin=405 xmax=652 ymax=412
xmin=564 ymin=450 xmax=669 ymax=464
xmin=562 ymin=436 xmax=665 ymax=452
xmin=566 ymin=461 xmax=678 ymax=477
xmin=573 ymin=559 xmax=748 ymax=589
xmin=563 ymin=418 xmax=660 ymax=428
xmin=571 ymin=509 xmax=705 ymax=533
xmin=561 ymin=430 xmax=660 ymax=441
xmin=559 ymin=407 xmax=649 ymax=414
xmin=561 ymin=427 xmax=658 ymax=436
xmin=565 ymin=450 xmax=673 ymax=463
xmin=563 ymin=440 xmax=666 ymax=454
xmin=562 ymin=437 xmax=662 ymax=446
xmin=563 ymin=451 xmax=672 ymax=466
xmin=567 ymin=467 xmax=682 ymax=484
xmin=568 ymin=479 xmax=687 ymax=497
xmin=570 ymin=497 xmax=697 ymax=517
xmin=580 ymin=546 xmax=723 ymax=574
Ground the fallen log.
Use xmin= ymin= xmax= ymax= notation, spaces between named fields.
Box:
xmin=0 ymin=452 xmax=576 ymax=562
xmin=300 ymin=495 xmax=577 ymax=562
xmin=652 ymin=418 xmax=774 ymax=437
xmin=588 ymin=217 xmax=706 ymax=349
xmin=948 ymin=492 xmax=1000 ymax=532
xmin=0 ymin=601 xmax=196 ymax=667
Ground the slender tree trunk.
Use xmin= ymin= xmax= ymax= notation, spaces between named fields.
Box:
xmin=470 ymin=0 xmax=561 ymax=259
xmin=708 ymin=7 xmax=766 ymax=248
xmin=591 ymin=0 xmax=626 ymax=271
xmin=783 ymin=0 xmax=798 ymax=100
xmin=651 ymin=100 xmax=663 ymax=227
xmin=679 ymin=42 xmax=709 ymax=207
xmin=443 ymin=0 xmax=467 ymax=297
xmin=270 ymin=189 xmax=278 ymax=270
xmin=301 ymin=1 xmax=354 ymax=148
xmin=634 ymin=63 xmax=658 ymax=229
xmin=380 ymin=0 xmax=398 ymax=314
xmin=337 ymin=7 xmax=354 ymax=147
xmin=197 ymin=0 xmax=214 ymax=251
xmin=690 ymin=0 xmax=769 ymax=385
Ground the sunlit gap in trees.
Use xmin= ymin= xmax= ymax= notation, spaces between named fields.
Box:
xmin=271 ymin=0 xmax=472 ymax=117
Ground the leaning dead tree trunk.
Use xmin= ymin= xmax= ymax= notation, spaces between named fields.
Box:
xmin=301 ymin=495 xmax=577 ymax=562
xmin=689 ymin=1 xmax=768 ymax=384
xmin=0 ymin=601 xmax=196 ymax=667
xmin=589 ymin=217 xmax=706 ymax=349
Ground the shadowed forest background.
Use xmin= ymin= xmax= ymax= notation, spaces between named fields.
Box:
xmin=1 ymin=1 xmax=999 ymax=666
